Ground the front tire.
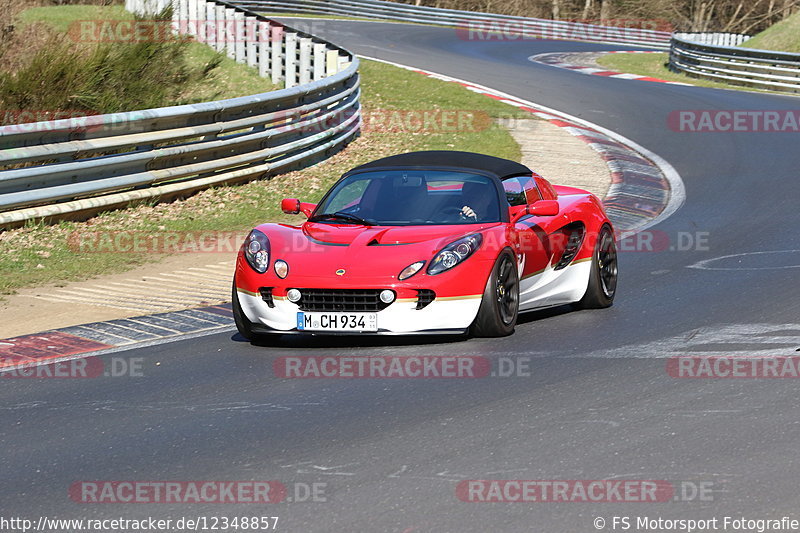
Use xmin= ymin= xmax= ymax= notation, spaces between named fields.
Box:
xmin=576 ymin=224 xmax=617 ymax=309
xmin=470 ymin=251 xmax=519 ymax=337
xmin=232 ymin=281 xmax=259 ymax=341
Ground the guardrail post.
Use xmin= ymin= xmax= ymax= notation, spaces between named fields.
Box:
xmin=313 ymin=42 xmax=326 ymax=81
xmin=225 ymin=8 xmax=236 ymax=59
xmin=234 ymin=11 xmax=246 ymax=63
xmin=285 ymin=32 xmax=298 ymax=88
xmin=177 ymin=0 xmax=188 ymax=32
xmin=195 ymin=0 xmax=207 ymax=44
xmin=187 ymin=0 xmax=197 ymax=37
xmin=245 ymin=16 xmax=258 ymax=68
xmin=271 ymin=25 xmax=284 ymax=85
xmin=258 ymin=21 xmax=270 ymax=78
xmin=215 ymin=4 xmax=225 ymax=52
xmin=205 ymin=1 xmax=217 ymax=50
xmin=326 ymin=49 xmax=339 ymax=75
xmin=299 ymin=37 xmax=312 ymax=85
xmin=170 ymin=0 xmax=179 ymax=34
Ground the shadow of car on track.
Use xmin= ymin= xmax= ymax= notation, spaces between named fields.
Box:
xmin=230 ymin=331 xmax=469 ymax=349
xmin=230 ymin=304 xmax=584 ymax=349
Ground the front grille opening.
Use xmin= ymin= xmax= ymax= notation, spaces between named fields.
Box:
xmin=416 ymin=289 xmax=436 ymax=310
xmin=259 ymin=287 xmax=274 ymax=308
xmin=297 ymin=289 xmax=391 ymax=312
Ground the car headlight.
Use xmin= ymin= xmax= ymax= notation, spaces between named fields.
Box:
xmin=427 ymin=234 xmax=482 ymax=275
xmin=399 ymin=261 xmax=425 ymax=280
xmin=244 ymin=229 xmax=270 ymax=273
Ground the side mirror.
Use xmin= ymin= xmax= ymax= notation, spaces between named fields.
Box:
xmin=281 ymin=198 xmax=301 ymax=214
xmin=528 ymin=200 xmax=559 ymax=217
xmin=281 ymin=198 xmax=316 ymax=218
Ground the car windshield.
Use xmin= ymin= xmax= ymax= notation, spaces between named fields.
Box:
xmin=312 ymin=170 xmax=502 ymax=226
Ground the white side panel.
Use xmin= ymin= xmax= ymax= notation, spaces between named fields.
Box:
xmin=518 ymin=260 xmax=592 ymax=311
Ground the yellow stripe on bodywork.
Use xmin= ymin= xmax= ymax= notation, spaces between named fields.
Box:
xmin=236 ymin=287 xmax=258 ymax=297
xmin=436 ymin=294 xmax=482 ymax=301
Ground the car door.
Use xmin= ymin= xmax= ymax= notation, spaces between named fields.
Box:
xmin=503 ymin=175 xmax=566 ymax=309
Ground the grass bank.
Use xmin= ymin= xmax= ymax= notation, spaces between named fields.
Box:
xmin=741 ymin=11 xmax=800 ymax=53
xmin=0 ymin=4 xmax=275 ymax=122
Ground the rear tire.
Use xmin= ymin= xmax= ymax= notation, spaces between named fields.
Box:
xmin=470 ymin=251 xmax=519 ymax=338
xmin=576 ymin=224 xmax=617 ymax=309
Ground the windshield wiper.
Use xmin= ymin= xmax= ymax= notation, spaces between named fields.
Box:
xmin=308 ymin=211 xmax=375 ymax=225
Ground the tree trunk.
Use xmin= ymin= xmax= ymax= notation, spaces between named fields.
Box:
xmin=552 ymin=0 xmax=561 ymax=20
xmin=582 ymin=0 xmax=594 ymax=20
xmin=599 ymin=0 xmax=611 ymax=24
xmin=782 ymin=0 xmax=796 ymax=19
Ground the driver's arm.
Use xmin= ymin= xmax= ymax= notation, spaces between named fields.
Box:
xmin=461 ymin=205 xmax=477 ymax=220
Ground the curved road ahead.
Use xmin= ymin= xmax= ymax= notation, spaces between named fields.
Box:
xmin=3 ymin=20 xmax=800 ymax=532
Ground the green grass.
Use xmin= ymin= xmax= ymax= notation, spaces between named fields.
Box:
xmin=741 ymin=11 xmax=800 ymax=53
xmin=0 ymin=58 xmax=529 ymax=294
xmin=595 ymin=52 xmax=770 ymax=92
xmin=18 ymin=4 xmax=132 ymax=32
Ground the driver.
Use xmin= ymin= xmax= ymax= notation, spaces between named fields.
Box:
xmin=459 ymin=181 xmax=495 ymax=221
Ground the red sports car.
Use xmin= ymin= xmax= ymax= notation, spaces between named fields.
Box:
xmin=233 ymin=151 xmax=617 ymax=339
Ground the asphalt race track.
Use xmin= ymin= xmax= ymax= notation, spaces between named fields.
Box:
xmin=3 ymin=20 xmax=800 ymax=532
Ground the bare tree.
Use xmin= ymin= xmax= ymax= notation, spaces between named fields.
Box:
xmin=599 ymin=0 xmax=612 ymax=23
xmin=582 ymin=0 xmax=595 ymax=19
xmin=404 ymin=0 xmax=799 ymax=33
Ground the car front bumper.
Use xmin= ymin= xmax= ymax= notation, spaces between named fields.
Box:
xmin=236 ymin=289 xmax=483 ymax=335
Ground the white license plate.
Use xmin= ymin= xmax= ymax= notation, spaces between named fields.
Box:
xmin=297 ymin=312 xmax=378 ymax=332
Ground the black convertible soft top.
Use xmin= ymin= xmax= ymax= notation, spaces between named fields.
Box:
xmin=348 ymin=151 xmax=532 ymax=179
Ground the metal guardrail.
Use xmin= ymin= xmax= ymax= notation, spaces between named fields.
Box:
xmin=674 ymin=32 xmax=750 ymax=47
xmin=0 ymin=0 xmax=360 ymax=226
xmin=669 ymin=33 xmax=800 ymax=94
xmin=236 ymin=0 xmax=672 ymax=49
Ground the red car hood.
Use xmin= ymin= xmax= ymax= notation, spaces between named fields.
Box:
xmin=303 ymin=223 xmax=481 ymax=246
xmin=260 ymin=222 xmax=502 ymax=283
